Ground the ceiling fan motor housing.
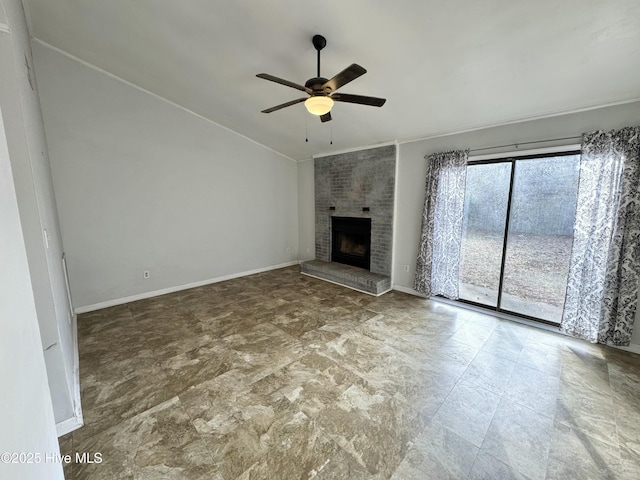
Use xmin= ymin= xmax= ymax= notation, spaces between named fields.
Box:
xmin=305 ymin=77 xmax=330 ymax=95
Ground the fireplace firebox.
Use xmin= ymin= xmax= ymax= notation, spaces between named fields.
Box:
xmin=331 ymin=217 xmax=371 ymax=270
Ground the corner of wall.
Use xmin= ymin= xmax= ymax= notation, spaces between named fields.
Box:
xmin=1 ymin=0 xmax=77 ymax=427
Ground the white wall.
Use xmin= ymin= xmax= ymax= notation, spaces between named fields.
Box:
xmin=33 ymin=42 xmax=300 ymax=310
xmin=0 ymin=0 xmax=77 ymax=428
xmin=297 ymin=158 xmax=315 ymax=262
xmin=0 ymin=106 xmax=64 ymax=479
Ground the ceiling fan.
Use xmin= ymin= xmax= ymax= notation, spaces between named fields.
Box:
xmin=256 ymin=34 xmax=386 ymax=123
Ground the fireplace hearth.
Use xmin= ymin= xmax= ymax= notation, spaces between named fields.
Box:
xmin=331 ymin=217 xmax=371 ymax=270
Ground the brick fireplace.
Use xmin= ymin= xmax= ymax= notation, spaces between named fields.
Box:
xmin=301 ymin=144 xmax=396 ymax=295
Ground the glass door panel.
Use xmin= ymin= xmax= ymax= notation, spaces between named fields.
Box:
xmin=500 ymin=156 xmax=580 ymax=323
xmin=459 ymin=163 xmax=512 ymax=307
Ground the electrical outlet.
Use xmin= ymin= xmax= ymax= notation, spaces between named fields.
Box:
xmin=306 ymin=248 xmax=310 ymax=253
xmin=143 ymin=271 xmax=150 ymax=279
xmin=404 ymin=265 xmax=410 ymax=272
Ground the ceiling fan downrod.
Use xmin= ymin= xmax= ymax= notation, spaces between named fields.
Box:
xmin=312 ymin=34 xmax=326 ymax=78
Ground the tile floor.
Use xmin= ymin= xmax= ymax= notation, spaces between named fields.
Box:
xmin=60 ymin=266 xmax=640 ymax=479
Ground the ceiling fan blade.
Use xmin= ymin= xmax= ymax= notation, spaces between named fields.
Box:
xmin=323 ymin=64 xmax=367 ymax=93
xmin=320 ymin=112 xmax=332 ymax=123
xmin=256 ymin=73 xmax=311 ymax=94
xmin=331 ymin=93 xmax=386 ymax=107
xmin=261 ymin=97 xmax=307 ymax=113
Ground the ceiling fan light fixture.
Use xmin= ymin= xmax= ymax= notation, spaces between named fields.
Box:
xmin=305 ymin=96 xmax=334 ymax=115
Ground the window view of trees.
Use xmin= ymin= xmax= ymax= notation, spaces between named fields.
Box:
xmin=459 ymin=154 xmax=580 ymax=324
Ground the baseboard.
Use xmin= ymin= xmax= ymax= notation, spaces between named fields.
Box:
xmin=74 ymin=261 xmax=301 ymax=313
xmin=56 ymin=414 xmax=83 ymax=437
xmin=611 ymin=343 xmax=640 ymax=355
xmin=393 ymin=284 xmax=427 ymax=297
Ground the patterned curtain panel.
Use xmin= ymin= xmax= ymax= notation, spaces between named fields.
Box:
xmin=561 ymin=127 xmax=640 ymax=346
xmin=414 ymin=149 xmax=468 ymax=298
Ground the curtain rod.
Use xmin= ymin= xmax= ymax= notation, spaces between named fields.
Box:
xmin=469 ymin=135 xmax=582 ymax=153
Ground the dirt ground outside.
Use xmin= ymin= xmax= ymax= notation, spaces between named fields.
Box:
xmin=459 ymin=230 xmax=573 ymax=321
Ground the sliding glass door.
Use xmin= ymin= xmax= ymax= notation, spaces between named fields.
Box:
xmin=459 ymin=163 xmax=511 ymax=307
xmin=458 ymin=152 xmax=580 ymax=324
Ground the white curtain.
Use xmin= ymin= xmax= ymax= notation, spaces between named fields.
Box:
xmin=561 ymin=127 xmax=640 ymax=346
xmin=414 ymin=150 xmax=468 ymax=298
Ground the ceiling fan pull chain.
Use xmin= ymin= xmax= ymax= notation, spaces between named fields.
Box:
xmin=305 ymin=114 xmax=309 ymax=142
xmin=330 ymin=125 xmax=333 ymax=145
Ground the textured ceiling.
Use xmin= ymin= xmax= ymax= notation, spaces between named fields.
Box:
xmin=23 ymin=0 xmax=640 ymax=160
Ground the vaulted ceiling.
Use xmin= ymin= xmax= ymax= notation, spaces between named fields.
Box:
xmin=23 ymin=0 xmax=640 ymax=160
